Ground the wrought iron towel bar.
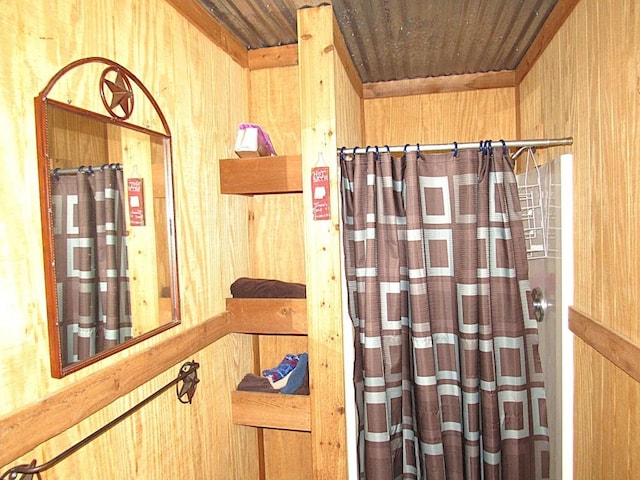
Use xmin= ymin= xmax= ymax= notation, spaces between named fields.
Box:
xmin=0 ymin=361 xmax=200 ymax=480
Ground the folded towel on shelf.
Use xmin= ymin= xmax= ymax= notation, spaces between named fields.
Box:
xmin=237 ymin=373 xmax=279 ymax=393
xmin=230 ymin=277 xmax=306 ymax=299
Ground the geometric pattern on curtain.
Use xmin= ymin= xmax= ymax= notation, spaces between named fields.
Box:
xmin=340 ymin=148 xmax=549 ymax=480
xmin=51 ymin=166 xmax=132 ymax=366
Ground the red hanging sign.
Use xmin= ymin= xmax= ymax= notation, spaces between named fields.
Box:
xmin=311 ymin=165 xmax=330 ymax=221
xmin=127 ymin=177 xmax=145 ymax=226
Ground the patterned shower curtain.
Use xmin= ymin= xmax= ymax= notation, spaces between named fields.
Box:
xmin=51 ymin=166 xmax=132 ymax=366
xmin=340 ymin=147 xmax=549 ymax=479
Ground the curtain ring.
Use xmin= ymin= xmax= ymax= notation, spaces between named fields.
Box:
xmin=52 ymin=167 xmax=61 ymax=180
xmin=339 ymin=146 xmax=346 ymax=161
xmin=487 ymin=140 xmax=493 ymax=157
xmin=374 ymin=145 xmax=380 ymax=160
xmin=403 ymin=144 xmax=410 ymax=155
xmin=453 ymin=141 xmax=458 ymax=157
xmin=385 ymin=145 xmax=390 ymax=154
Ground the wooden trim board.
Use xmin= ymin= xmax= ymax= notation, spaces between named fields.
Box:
xmin=569 ymin=307 xmax=640 ymax=383
xmin=0 ymin=312 xmax=231 ymax=467
xmin=164 ymin=0 xmax=248 ymax=67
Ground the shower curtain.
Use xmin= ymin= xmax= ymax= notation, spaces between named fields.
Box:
xmin=340 ymin=147 xmax=549 ymax=479
xmin=51 ymin=166 xmax=132 ymax=366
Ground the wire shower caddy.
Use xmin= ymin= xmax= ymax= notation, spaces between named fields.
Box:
xmin=517 ymin=147 xmax=550 ymax=259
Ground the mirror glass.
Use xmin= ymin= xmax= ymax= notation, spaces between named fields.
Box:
xmin=36 ymin=58 xmax=180 ymax=377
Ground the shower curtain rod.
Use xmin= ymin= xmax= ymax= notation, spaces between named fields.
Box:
xmin=338 ymin=137 xmax=573 ymax=156
xmin=50 ymin=163 xmax=123 ymax=176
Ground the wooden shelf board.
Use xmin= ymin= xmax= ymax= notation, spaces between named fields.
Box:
xmin=226 ymin=298 xmax=307 ymax=335
xmin=219 ymin=155 xmax=302 ymax=194
xmin=231 ymin=390 xmax=311 ymax=431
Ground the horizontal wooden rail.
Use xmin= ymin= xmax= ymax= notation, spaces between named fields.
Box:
xmin=0 ymin=361 xmax=200 ymax=479
xmin=0 ymin=312 xmax=231 ymax=467
xmin=569 ymin=307 xmax=640 ymax=383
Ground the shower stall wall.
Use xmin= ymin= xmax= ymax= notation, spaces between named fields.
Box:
xmin=518 ymin=153 xmax=574 ymax=480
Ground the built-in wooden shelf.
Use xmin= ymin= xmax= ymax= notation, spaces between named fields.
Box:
xmin=226 ymin=298 xmax=307 ymax=335
xmin=219 ymin=154 xmax=302 ymax=194
xmin=231 ymin=391 xmax=311 ymax=431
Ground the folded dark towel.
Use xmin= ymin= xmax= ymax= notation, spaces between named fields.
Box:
xmin=237 ymin=373 xmax=279 ymax=393
xmin=230 ymin=277 xmax=306 ymax=299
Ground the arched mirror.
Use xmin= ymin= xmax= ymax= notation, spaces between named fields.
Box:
xmin=35 ymin=57 xmax=180 ymax=378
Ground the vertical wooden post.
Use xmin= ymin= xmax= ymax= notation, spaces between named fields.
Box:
xmin=298 ymin=5 xmax=347 ymax=479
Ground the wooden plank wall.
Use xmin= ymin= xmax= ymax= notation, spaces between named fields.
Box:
xmin=0 ymin=0 xmax=258 ymax=478
xmin=364 ymin=88 xmax=517 ymax=146
xmin=246 ymin=63 xmax=311 ymax=479
xmin=518 ymin=0 xmax=640 ymax=477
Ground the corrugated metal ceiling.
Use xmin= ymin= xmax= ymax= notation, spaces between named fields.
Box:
xmin=195 ymin=0 xmax=557 ymax=83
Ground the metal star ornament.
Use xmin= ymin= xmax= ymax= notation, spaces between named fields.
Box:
xmin=100 ymin=67 xmax=134 ymax=119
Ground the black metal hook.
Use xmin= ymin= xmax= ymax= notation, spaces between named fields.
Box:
xmin=453 ymin=141 xmax=458 ymax=157
xmin=176 ymin=360 xmax=200 ymax=404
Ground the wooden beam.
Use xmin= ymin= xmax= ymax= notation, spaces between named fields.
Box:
xmin=569 ymin=307 xmax=640 ymax=383
xmin=164 ymin=0 xmax=248 ymax=68
xmin=248 ymin=44 xmax=298 ymax=70
xmin=298 ymin=5 xmax=348 ymax=479
xmin=363 ymin=70 xmax=517 ymax=99
xmin=515 ymin=0 xmax=582 ymax=83
xmin=0 ymin=313 xmax=231 ymax=467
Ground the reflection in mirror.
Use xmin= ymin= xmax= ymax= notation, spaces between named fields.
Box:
xmin=36 ymin=58 xmax=180 ymax=378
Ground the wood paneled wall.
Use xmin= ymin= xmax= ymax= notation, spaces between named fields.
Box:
xmin=518 ymin=0 xmax=640 ymax=477
xmin=364 ymin=88 xmax=516 ymax=146
xmin=1 ymin=0 xmax=258 ymax=478
xmin=247 ymin=64 xmax=311 ymax=479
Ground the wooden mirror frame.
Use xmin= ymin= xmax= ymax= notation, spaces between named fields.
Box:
xmin=35 ymin=57 xmax=180 ymax=378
